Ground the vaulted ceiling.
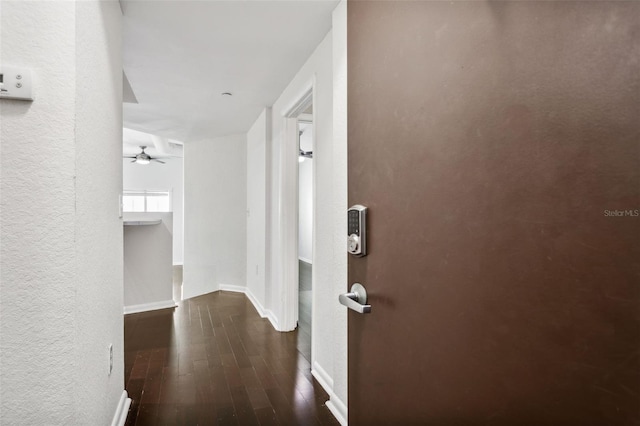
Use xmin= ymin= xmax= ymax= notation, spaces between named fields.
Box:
xmin=121 ymin=0 xmax=338 ymax=144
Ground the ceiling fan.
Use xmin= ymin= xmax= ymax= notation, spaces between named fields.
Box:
xmin=124 ymin=146 xmax=165 ymax=165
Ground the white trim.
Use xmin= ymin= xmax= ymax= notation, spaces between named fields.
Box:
xmin=281 ymin=115 xmax=300 ymax=332
xmin=123 ymin=299 xmax=177 ymax=315
xmin=326 ymin=396 xmax=348 ymax=426
xmin=280 ymin=78 xmax=316 ymax=333
xmin=281 ymin=84 xmax=313 ymax=118
xmin=264 ymin=309 xmax=280 ymax=331
xmin=331 ymin=3 xmax=349 ymax=426
xmin=244 ymin=288 xmax=266 ymax=317
xmin=219 ymin=284 xmax=246 ymax=293
xmin=111 ymin=390 xmax=132 ymax=426
xmin=312 ymin=361 xmax=347 ymax=426
xmin=297 ymin=112 xmax=313 ymax=123
xmin=298 ymin=256 xmax=313 ymax=265
xmin=311 ymin=360 xmax=334 ymax=391
xmin=219 ymin=285 xmax=280 ymax=331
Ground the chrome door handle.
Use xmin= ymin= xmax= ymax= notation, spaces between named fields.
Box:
xmin=339 ymin=283 xmax=371 ymax=314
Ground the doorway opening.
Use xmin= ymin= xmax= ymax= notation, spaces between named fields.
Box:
xmin=281 ymin=85 xmax=315 ymax=358
xmin=297 ymin=107 xmax=314 ymax=361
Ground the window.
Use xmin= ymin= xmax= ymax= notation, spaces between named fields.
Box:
xmin=123 ymin=190 xmax=172 ymax=212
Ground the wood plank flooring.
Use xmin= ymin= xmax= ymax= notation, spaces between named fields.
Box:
xmin=124 ymin=282 xmax=339 ymax=426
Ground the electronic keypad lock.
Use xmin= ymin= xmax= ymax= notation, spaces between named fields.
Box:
xmin=347 ymin=204 xmax=367 ymax=256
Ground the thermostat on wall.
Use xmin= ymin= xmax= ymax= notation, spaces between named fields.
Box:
xmin=0 ymin=66 xmax=34 ymax=101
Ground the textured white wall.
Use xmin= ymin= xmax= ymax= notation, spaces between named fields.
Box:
xmin=74 ymin=3 xmax=125 ymax=423
xmin=247 ymin=110 xmax=269 ymax=307
xmin=183 ymin=134 xmax=247 ymax=299
xmin=0 ymin=3 xmax=77 ymax=422
xmin=124 ymin=213 xmax=174 ymax=309
xmin=0 ymin=1 xmax=124 ymax=424
xmin=123 ymin=157 xmax=184 ymax=264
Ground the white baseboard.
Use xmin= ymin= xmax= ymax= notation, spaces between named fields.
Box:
xmin=312 ymin=360 xmax=334 ymax=391
xmin=298 ymin=256 xmax=313 ymax=265
xmin=219 ymin=284 xmax=246 ymax=293
xmin=264 ymin=309 xmax=279 ymax=330
xmin=111 ymin=390 xmax=132 ymax=426
xmin=219 ymin=284 xmax=280 ymax=331
xmin=312 ymin=361 xmax=347 ymax=426
xmin=244 ymin=287 xmax=266 ymax=317
xmin=326 ymin=396 xmax=348 ymax=426
xmin=123 ymin=299 xmax=177 ymax=315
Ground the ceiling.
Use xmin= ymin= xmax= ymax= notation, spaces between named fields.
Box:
xmin=122 ymin=127 xmax=184 ymax=159
xmin=121 ymin=0 xmax=338 ymax=143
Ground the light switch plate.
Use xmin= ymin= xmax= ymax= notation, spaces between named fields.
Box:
xmin=0 ymin=66 xmax=34 ymax=101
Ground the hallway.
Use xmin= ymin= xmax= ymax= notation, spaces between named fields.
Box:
xmin=124 ymin=280 xmax=339 ymax=425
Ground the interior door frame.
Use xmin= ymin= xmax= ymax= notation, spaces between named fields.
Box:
xmin=279 ymin=81 xmax=317 ymax=364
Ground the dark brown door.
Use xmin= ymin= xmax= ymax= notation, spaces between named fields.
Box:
xmin=347 ymin=2 xmax=640 ymax=425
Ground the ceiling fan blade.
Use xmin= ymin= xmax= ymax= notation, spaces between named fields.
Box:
xmin=152 ymin=159 xmax=166 ymax=164
xmin=131 ymin=159 xmax=137 ymax=163
xmin=123 ymin=156 xmax=136 ymax=159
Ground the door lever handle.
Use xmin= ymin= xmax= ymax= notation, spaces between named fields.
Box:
xmin=339 ymin=283 xmax=371 ymax=314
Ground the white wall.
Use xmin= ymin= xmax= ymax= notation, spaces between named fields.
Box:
xmin=0 ymin=1 xmax=125 ymax=424
xmin=268 ymin=34 xmax=331 ymax=331
xmin=183 ymin=134 xmax=247 ymax=299
xmin=123 ymin=157 xmax=184 ymax=264
xmin=247 ymin=109 xmax=269 ymax=309
xmin=298 ymin=124 xmax=314 ymax=264
xmin=123 ymin=213 xmax=174 ymax=312
xmin=263 ymin=1 xmax=348 ymax=421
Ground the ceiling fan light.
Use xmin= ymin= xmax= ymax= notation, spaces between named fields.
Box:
xmin=136 ymin=157 xmax=150 ymax=165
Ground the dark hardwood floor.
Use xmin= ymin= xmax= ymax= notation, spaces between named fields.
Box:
xmin=124 ymin=273 xmax=339 ymax=426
